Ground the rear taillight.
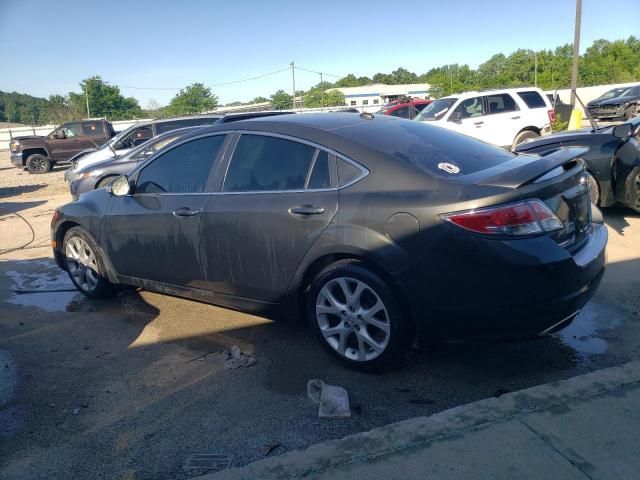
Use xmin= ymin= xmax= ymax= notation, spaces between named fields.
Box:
xmin=548 ymin=109 xmax=556 ymax=123
xmin=442 ymin=200 xmax=563 ymax=236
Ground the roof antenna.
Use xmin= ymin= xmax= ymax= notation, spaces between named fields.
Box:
xmin=360 ymin=112 xmax=374 ymax=120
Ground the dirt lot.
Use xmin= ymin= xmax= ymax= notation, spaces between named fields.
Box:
xmin=1 ymin=151 xmax=640 ymax=479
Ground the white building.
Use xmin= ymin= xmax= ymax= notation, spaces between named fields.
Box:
xmin=329 ymin=83 xmax=431 ymax=108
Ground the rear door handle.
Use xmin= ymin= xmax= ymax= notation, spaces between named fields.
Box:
xmin=173 ymin=207 xmax=200 ymax=218
xmin=511 ymin=116 xmax=521 ymax=120
xmin=289 ymin=205 xmax=326 ymax=216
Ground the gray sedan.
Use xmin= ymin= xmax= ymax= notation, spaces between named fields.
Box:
xmin=51 ymin=113 xmax=607 ymax=370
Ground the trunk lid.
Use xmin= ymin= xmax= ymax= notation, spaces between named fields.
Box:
xmin=464 ymin=147 xmax=593 ymax=252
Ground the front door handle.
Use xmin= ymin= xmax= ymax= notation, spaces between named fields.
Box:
xmin=289 ymin=205 xmax=326 ymax=216
xmin=511 ymin=116 xmax=521 ymax=120
xmin=173 ymin=207 xmax=200 ymax=218
xmin=473 ymin=121 xmax=484 ymax=126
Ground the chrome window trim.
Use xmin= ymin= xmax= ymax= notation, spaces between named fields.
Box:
xmin=217 ymin=130 xmax=369 ymax=195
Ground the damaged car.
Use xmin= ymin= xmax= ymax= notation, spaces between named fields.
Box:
xmin=51 ymin=113 xmax=607 ymax=370
xmin=515 ymin=116 xmax=640 ymax=212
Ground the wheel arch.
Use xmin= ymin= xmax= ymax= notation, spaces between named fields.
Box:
xmin=294 ymin=252 xmax=415 ymax=332
xmin=22 ymin=148 xmax=50 ymax=163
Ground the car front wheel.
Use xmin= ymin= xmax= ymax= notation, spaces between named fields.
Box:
xmin=26 ymin=154 xmax=52 ymax=174
xmin=63 ymin=226 xmax=115 ymax=298
xmin=512 ymin=130 xmax=540 ymax=149
xmin=308 ymin=260 xmax=409 ymax=370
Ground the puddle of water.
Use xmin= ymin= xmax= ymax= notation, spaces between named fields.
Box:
xmin=557 ymin=302 xmax=623 ymax=357
xmin=4 ymin=264 xmax=82 ymax=313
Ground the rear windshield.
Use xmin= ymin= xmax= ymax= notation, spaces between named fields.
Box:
xmin=336 ymin=118 xmax=514 ymax=177
xmin=517 ymin=91 xmax=547 ymax=109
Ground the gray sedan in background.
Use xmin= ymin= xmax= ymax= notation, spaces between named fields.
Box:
xmin=68 ymin=127 xmax=202 ymax=199
xmin=51 ymin=113 xmax=607 ymax=370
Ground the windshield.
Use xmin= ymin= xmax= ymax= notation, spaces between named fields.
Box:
xmin=414 ymin=98 xmax=457 ymax=121
xmin=598 ymin=88 xmax=625 ymax=101
xmin=619 ymin=86 xmax=640 ymax=97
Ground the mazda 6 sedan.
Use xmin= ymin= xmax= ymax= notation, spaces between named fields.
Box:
xmin=51 ymin=113 xmax=607 ymax=370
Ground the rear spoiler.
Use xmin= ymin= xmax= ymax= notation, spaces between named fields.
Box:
xmin=471 ymin=146 xmax=588 ymax=189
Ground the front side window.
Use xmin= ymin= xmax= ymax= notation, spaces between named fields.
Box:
xmin=414 ymin=98 xmax=457 ymax=121
xmin=56 ymin=123 xmax=81 ymax=137
xmin=517 ymin=91 xmax=546 ymax=109
xmin=486 ymin=94 xmax=519 ymax=114
xmin=120 ymin=126 xmax=153 ymax=149
xmin=223 ymin=135 xmax=316 ymax=192
xmin=451 ymin=97 xmax=485 ymax=119
xmin=136 ymin=135 xmax=225 ymax=194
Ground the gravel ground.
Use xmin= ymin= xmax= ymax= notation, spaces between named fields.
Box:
xmin=0 ymin=151 xmax=70 ymax=198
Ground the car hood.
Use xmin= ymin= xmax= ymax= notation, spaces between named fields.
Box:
xmin=76 ymin=148 xmax=119 ymax=169
xmin=593 ymin=95 xmax=640 ymax=107
xmin=13 ymin=135 xmax=46 ymax=142
xmin=76 ymin=156 xmax=128 ymax=174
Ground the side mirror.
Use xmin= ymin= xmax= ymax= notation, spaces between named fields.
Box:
xmin=449 ymin=111 xmax=462 ymax=123
xmin=110 ymin=175 xmax=131 ymax=196
xmin=53 ymin=131 xmax=66 ymax=139
xmin=613 ymin=123 xmax=633 ymax=139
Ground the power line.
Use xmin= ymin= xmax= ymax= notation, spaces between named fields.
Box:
xmin=119 ymin=66 xmax=292 ymax=91
xmin=294 ymin=66 xmax=342 ymax=78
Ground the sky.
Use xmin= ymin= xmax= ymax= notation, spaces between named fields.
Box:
xmin=0 ymin=0 xmax=638 ymax=107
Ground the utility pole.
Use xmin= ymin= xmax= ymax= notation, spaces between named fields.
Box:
xmin=320 ymin=72 xmax=324 ymax=112
xmin=290 ymin=61 xmax=296 ymax=110
xmin=85 ymin=83 xmax=90 ymax=118
xmin=570 ymin=0 xmax=582 ymax=106
xmin=449 ymin=65 xmax=453 ymax=94
xmin=534 ymin=52 xmax=538 ymax=87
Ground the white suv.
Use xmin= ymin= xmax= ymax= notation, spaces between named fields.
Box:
xmin=415 ymin=87 xmax=555 ymax=149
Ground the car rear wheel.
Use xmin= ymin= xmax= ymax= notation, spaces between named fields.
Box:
xmin=624 ymin=106 xmax=636 ymax=121
xmin=512 ymin=130 xmax=540 ymax=149
xmin=26 ymin=154 xmax=52 ymax=174
xmin=308 ymin=261 xmax=409 ymax=371
xmin=63 ymin=226 xmax=115 ymax=298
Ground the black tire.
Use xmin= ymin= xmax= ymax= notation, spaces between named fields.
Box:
xmin=95 ymin=175 xmax=118 ymax=189
xmin=512 ymin=130 xmax=540 ymax=149
xmin=25 ymin=154 xmax=52 ymax=174
xmin=63 ymin=226 xmax=115 ymax=298
xmin=307 ymin=260 xmax=410 ymax=371
xmin=585 ymin=171 xmax=600 ymax=206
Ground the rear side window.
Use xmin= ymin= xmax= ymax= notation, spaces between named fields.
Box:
xmin=136 ymin=135 xmax=225 ymax=194
xmin=486 ymin=94 xmax=519 ymax=114
xmin=517 ymin=91 xmax=547 ymax=109
xmin=82 ymin=122 xmax=105 ymax=136
xmin=336 ymin=119 xmax=514 ymax=177
xmin=223 ymin=135 xmax=316 ymax=192
xmin=307 ymin=151 xmax=331 ymax=189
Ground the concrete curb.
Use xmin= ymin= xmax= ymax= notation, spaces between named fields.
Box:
xmin=204 ymin=361 xmax=640 ymax=479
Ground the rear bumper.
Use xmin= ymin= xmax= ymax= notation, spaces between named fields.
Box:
xmin=10 ymin=152 xmax=23 ymax=167
xmin=400 ymin=220 xmax=607 ymax=341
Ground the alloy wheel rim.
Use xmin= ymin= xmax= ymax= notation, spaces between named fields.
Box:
xmin=316 ymin=277 xmax=390 ymax=362
xmin=31 ymin=157 xmax=46 ymax=171
xmin=65 ymin=236 xmax=99 ymax=293
xmin=587 ymin=173 xmax=599 ymax=205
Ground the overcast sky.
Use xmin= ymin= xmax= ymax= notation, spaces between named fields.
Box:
xmin=1 ymin=0 xmax=638 ymax=106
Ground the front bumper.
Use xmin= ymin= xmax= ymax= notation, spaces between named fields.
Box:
xmin=401 ymin=218 xmax=607 ymax=341
xmin=10 ymin=152 xmax=23 ymax=167
xmin=588 ymin=105 xmax=627 ymax=119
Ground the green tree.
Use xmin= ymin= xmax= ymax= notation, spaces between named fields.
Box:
xmin=270 ymin=90 xmax=293 ymax=109
xmin=251 ymin=96 xmax=269 ymax=104
xmin=166 ymin=83 xmax=218 ymax=116
xmin=303 ymin=83 xmax=345 ymax=108
xmin=68 ymin=76 xmax=142 ymax=120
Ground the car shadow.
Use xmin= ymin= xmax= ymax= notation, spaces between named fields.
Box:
xmin=0 ymin=184 xmax=48 ymax=198
xmin=603 ymin=206 xmax=640 ymax=235
xmin=1 ymin=254 xmax=638 ymax=478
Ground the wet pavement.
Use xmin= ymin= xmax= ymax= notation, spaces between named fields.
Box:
xmin=1 ymin=190 xmax=640 ymax=479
